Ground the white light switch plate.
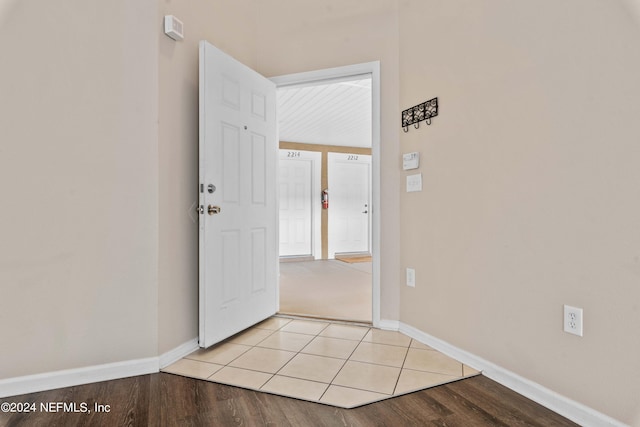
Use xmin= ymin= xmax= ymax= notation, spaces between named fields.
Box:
xmin=403 ymin=152 xmax=420 ymax=170
xmin=406 ymin=173 xmax=422 ymax=192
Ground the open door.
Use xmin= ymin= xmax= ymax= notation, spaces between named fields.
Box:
xmin=278 ymin=149 xmax=321 ymax=259
xmin=328 ymin=153 xmax=372 ymax=258
xmin=198 ymin=41 xmax=278 ymax=348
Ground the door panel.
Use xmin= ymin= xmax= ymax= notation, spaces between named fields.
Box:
xmin=328 ymin=153 xmax=372 ymax=257
xmin=251 ymin=228 xmax=267 ymax=292
xmin=221 ymin=230 xmax=240 ymax=303
xmin=222 ymin=123 xmax=240 ymax=203
xmin=199 ymin=41 xmax=277 ymax=349
xmin=278 ymin=150 xmax=318 ymax=257
xmin=251 ymin=134 xmax=267 ymax=204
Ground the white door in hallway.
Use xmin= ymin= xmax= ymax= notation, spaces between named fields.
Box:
xmin=328 ymin=152 xmax=372 ymax=258
xmin=198 ymin=41 xmax=278 ymax=348
xmin=278 ymin=150 xmax=320 ymax=258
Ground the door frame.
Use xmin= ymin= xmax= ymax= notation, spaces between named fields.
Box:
xmin=271 ymin=61 xmax=381 ymax=327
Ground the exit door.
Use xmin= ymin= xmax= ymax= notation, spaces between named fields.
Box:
xmin=328 ymin=152 xmax=372 ymax=258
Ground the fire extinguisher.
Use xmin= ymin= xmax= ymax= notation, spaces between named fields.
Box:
xmin=322 ymin=189 xmax=329 ymax=209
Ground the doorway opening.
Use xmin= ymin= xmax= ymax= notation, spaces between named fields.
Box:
xmin=271 ymin=63 xmax=380 ymax=325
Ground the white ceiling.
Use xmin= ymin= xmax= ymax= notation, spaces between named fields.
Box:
xmin=277 ymin=77 xmax=372 ymax=148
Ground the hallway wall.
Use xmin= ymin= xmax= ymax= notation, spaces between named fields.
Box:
xmin=397 ymin=1 xmax=640 ymax=425
xmin=0 ymin=0 xmax=159 ymax=378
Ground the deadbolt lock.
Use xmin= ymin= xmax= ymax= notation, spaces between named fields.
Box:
xmin=207 ymin=205 xmax=221 ymax=215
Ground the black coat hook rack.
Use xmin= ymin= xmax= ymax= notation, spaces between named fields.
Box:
xmin=402 ymin=97 xmax=438 ymax=132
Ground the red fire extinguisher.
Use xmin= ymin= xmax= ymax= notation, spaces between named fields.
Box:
xmin=322 ymin=189 xmax=329 ymax=209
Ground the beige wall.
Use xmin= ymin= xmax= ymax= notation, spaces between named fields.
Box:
xmin=0 ymin=0 xmax=159 ymax=377
xmin=398 ymin=1 xmax=640 ymax=425
xmin=4 ymin=1 xmax=639 ymax=424
xmin=157 ymin=0 xmax=258 ymax=354
xmin=256 ymin=0 xmax=402 ymax=321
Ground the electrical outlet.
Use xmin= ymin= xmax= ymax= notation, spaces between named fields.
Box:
xmin=563 ymin=305 xmax=583 ymax=337
xmin=406 ymin=268 xmax=415 ymax=287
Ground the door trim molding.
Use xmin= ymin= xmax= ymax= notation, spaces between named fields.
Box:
xmin=271 ymin=61 xmax=382 ymax=327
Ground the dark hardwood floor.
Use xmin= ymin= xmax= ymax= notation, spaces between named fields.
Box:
xmin=0 ymin=374 xmax=578 ymax=427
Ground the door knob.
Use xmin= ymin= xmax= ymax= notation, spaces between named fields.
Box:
xmin=362 ymin=210 xmax=368 ymax=214
xmin=208 ymin=205 xmax=221 ymax=215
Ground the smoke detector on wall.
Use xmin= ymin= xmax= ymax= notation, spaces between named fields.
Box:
xmin=164 ymin=15 xmax=184 ymax=41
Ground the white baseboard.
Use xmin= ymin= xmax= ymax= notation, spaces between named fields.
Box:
xmin=398 ymin=322 xmax=626 ymax=427
xmin=159 ymin=338 xmax=199 ymax=369
xmin=0 ymin=357 xmax=158 ymax=398
xmin=0 ymin=338 xmax=200 ymax=398
xmin=377 ymin=318 xmax=400 ymax=331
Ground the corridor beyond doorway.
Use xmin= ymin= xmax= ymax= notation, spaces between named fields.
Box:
xmin=279 ymin=260 xmax=372 ymax=323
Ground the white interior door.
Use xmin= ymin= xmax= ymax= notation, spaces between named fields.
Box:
xmin=278 ymin=150 xmax=315 ymax=257
xmin=199 ymin=41 xmax=278 ymax=348
xmin=328 ymin=153 xmax=372 ymax=258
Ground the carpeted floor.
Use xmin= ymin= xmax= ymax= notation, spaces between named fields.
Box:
xmin=279 ymin=260 xmax=372 ymax=323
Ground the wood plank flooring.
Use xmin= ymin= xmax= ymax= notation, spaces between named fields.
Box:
xmin=0 ymin=374 xmax=578 ymax=426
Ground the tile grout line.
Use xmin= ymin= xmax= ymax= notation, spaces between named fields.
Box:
xmin=410 ymin=344 xmax=466 ymax=379
xmin=390 ymin=339 xmax=412 ymax=395
xmin=339 ymin=358 xmax=405 ymax=370
xmin=184 ymin=342 xmax=253 ymax=365
xmin=265 ymin=320 xmax=332 ymax=394
xmin=321 ymin=382 xmax=393 ymax=398
xmin=204 ymin=319 xmax=292 ymax=384
xmin=256 ymin=337 xmax=306 ymax=389
xmin=207 ymin=319 xmax=296 ymax=389
xmin=317 ymin=324 xmax=373 ymax=402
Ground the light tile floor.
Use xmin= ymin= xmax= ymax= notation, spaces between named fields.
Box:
xmin=162 ymin=316 xmax=480 ymax=408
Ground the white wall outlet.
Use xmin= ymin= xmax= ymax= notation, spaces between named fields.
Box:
xmin=406 ymin=268 xmax=416 ymax=287
xmin=563 ymin=305 xmax=583 ymax=337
